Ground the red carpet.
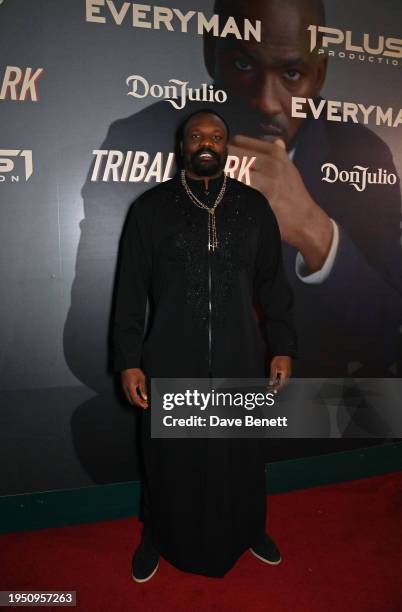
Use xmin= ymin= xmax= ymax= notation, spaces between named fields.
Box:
xmin=1 ymin=472 xmax=402 ymax=612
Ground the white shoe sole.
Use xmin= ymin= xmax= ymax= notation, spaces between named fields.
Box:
xmin=249 ymin=548 xmax=282 ymax=565
xmin=131 ymin=560 xmax=159 ymax=583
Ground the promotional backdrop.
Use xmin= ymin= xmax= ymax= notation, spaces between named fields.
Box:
xmin=1 ymin=0 xmax=401 ymax=495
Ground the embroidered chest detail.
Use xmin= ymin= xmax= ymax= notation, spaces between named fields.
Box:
xmin=170 ymin=181 xmax=256 ymax=328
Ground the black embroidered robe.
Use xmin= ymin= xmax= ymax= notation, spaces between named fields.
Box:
xmin=112 ymin=169 xmax=298 ymax=577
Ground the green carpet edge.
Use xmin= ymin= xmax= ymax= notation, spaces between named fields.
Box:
xmin=1 ymin=441 xmax=401 ymax=534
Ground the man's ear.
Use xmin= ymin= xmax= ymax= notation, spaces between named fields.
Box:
xmin=203 ymin=32 xmax=217 ymax=79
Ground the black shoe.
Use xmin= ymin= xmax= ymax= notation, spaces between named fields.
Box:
xmin=131 ymin=532 xmax=160 ymax=583
xmin=249 ymin=533 xmax=282 ymax=565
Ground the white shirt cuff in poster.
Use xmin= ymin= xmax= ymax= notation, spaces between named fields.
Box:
xmin=295 ymin=219 xmax=340 ymax=284
xmin=285 ymin=146 xmax=339 ymax=284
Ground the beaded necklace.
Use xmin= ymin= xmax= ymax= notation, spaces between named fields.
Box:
xmin=180 ymin=168 xmax=227 ymax=251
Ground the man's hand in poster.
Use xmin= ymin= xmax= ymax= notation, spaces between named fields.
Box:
xmin=228 ymin=135 xmax=333 ymax=273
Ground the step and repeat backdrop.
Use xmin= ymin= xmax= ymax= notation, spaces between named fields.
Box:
xmin=1 ymin=0 xmax=401 ymax=494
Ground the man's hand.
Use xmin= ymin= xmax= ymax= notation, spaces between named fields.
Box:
xmin=121 ymin=368 xmax=149 ymax=409
xmin=228 ymin=135 xmax=333 ymax=273
xmin=268 ymin=356 xmax=292 ymax=392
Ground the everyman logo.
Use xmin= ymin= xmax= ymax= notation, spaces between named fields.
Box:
xmin=292 ymin=97 xmax=402 ymax=128
xmin=85 ymin=1 xmax=261 ymax=41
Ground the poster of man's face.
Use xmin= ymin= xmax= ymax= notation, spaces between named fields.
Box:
xmin=205 ymin=0 xmax=328 ymax=147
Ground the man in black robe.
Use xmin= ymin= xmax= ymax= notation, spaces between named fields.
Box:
xmin=112 ymin=109 xmax=298 ymax=580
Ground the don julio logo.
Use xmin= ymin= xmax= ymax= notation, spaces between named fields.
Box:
xmin=126 ymin=75 xmax=227 ymax=110
xmin=321 ymin=162 xmax=397 ymax=192
xmin=308 ymin=25 xmax=402 ymax=66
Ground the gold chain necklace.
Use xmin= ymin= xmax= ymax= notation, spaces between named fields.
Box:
xmin=180 ymin=169 xmax=227 ymax=251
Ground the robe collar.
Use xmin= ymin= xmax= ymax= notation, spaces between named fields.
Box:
xmin=179 ymin=169 xmax=225 ymax=196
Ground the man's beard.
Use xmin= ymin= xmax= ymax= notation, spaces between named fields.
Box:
xmin=188 ymin=149 xmax=223 ymax=176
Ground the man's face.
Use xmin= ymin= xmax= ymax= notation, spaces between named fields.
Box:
xmin=205 ymin=0 xmax=327 ymax=149
xmin=181 ymin=114 xmax=228 ymax=177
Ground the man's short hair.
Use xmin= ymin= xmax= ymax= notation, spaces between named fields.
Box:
xmin=214 ymin=0 xmax=325 ymax=27
xmin=179 ymin=109 xmax=230 ymax=141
